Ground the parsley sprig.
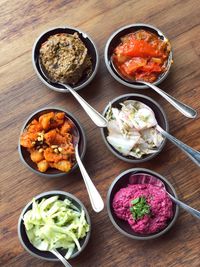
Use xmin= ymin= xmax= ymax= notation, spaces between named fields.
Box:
xmin=130 ymin=197 xmax=150 ymax=220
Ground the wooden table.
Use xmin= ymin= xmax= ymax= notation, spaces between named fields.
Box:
xmin=1 ymin=0 xmax=200 ymax=266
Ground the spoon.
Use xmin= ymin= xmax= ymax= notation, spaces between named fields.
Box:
xmin=38 ymin=60 xmax=107 ymax=128
xmin=140 ymin=102 xmax=200 ymax=167
xmin=69 ymin=117 xmax=104 ymax=212
xmin=129 ymin=173 xmax=200 ymax=219
xmin=50 ymin=249 xmax=72 ymax=267
xmin=32 ymin=246 xmax=72 ymax=267
xmin=110 ymin=57 xmax=197 ymax=119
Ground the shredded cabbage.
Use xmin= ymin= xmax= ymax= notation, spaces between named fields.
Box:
xmin=23 ymin=196 xmax=90 ymax=259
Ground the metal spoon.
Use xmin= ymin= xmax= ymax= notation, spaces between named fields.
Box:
xmin=50 ymin=249 xmax=72 ymax=267
xmin=69 ymin=117 xmax=104 ymax=212
xmin=140 ymin=102 xmax=200 ymax=167
xmin=129 ymin=173 xmax=200 ymax=219
xmin=38 ymin=60 xmax=107 ymax=128
xmin=32 ymin=247 xmax=72 ymax=267
xmin=110 ymin=57 xmax=197 ymax=119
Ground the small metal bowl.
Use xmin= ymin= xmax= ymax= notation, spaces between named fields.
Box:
xmin=32 ymin=26 xmax=99 ymax=92
xmin=107 ymin=168 xmax=179 ymax=240
xmin=18 ymin=191 xmax=91 ymax=261
xmin=101 ymin=93 xmax=168 ymax=163
xmin=18 ymin=107 xmax=86 ymax=178
xmin=104 ymin=23 xmax=173 ymax=89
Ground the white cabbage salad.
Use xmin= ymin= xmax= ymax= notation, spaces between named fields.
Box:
xmin=106 ymin=100 xmax=164 ymax=158
xmin=23 ymin=196 xmax=90 ymax=259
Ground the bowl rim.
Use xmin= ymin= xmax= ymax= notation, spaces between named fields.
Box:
xmin=104 ymin=23 xmax=173 ymax=89
xmin=100 ymin=93 xmax=169 ymax=163
xmin=18 ymin=190 xmax=91 ymax=261
xmin=18 ymin=106 xmax=87 ymax=177
xmin=107 ymin=168 xmax=179 ymax=240
xmin=32 ymin=26 xmax=99 ymax=93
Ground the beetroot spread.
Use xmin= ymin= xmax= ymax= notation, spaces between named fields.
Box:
xmin=113 ymin=183 xmax=173 ymax=234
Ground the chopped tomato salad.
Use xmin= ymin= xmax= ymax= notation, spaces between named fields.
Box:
xmin=112 ymin=30 xmax=171 ymax=83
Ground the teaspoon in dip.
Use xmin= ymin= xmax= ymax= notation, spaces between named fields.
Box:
xmin=38 ymin=60 xmax=108 ymax=128
xmin=69 ymin=117 xmax=104 ymax=213
xmin=129 ymin=173 xmax=200 ymax=220
xmin=110 ymin=57 xmax=197 ymax=119
xmin=140 ymin=102 xmax=200 ymax=167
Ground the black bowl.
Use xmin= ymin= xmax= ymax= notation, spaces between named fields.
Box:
xmin=101 ymin=93 xmax=168 ymax=163
xmin=104 ymin=23 xmax=173 ymax=89
xmin=18 ymin=191 xmax=91 ymax=261
xmin=107 ymin=168 xmax=179 ymax=240
xmin=18 ymin=107 xmax=86 ymax=177
xmin=32 ymin=26 xmax=99 ymax=92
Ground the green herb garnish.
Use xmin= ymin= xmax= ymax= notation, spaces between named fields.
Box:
xmin=130 ymin=197 xmax=150 ymax=220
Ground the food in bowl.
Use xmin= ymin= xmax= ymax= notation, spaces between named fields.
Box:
xmin=39 ymin=33 xmax=92 ymax=85
xmin=112 ymin=29 xmax=171 ymax=83
xmin=20 ymin=111 xmax=75 ymax=172
xmin=23 ymin=195 xmax=90 ymax=259
xmin=105 ymin=100 xmax=163 ymax=158
xmin=112 ymin=175 xmax=173 ymax=234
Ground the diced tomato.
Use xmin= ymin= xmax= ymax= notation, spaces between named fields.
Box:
xmin=141 ymin=63 xmax=162 ymax=73
xmin=115 ymin=39 xmax=161 ymax=58
xmin=121 ymin=58 xmax=147 ymax=75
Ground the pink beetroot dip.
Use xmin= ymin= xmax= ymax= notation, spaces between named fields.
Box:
xmin=112 ymin=183 xmax=173 ymax=234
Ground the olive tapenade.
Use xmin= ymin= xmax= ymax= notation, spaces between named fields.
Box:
xmin=39 ymin=33 xmax=92 ymax=85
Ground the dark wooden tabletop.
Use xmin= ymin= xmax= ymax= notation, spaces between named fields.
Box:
xmin=1 ymin=0 xmax=200 ymax=266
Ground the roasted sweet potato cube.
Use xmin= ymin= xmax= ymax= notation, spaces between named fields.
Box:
xmin=39 ymin=112 xmax=54 ymax=130
xmin=50 ymin=160 xmax=72 ymax=172
xmin=30 ymin=149 xmax=44 ymax=163
xmin=37 ymin=160 xmax=49 ymax=172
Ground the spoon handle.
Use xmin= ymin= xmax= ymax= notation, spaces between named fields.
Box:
xmin=157 ymin=125 xmax=200 ymax=167
xmin=144 ymin=82 xmax=197 ymax=119
xmin=169 ymin=194 xmax=200 ymax=219
xmin=62 ymin=84 xmax=107 ymax=128
xmin=75 ymin=146 xmax=104 ymax=212
xmin=51 ymin=249 xmax=72 ymax=267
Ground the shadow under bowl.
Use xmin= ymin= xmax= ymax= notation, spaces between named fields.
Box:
xmin=18 ymin=107 xmax=86 ymax=178
xmin=101 ymin=93 xmax=168 ymax=163
xmin=107 ymin=168 xmax=179 ymax=240
xmin=104 ymin=23 xmax=173 ymax=89
xmin=32 ymin=26 xmax=99 ymax=92
xmin=18 ymin=191 xmax=91 ymax=261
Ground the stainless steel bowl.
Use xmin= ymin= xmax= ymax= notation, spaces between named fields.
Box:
xmin=101 ymin=93 xmax=168 ymax=163
xmin=32 ymin=26 xmax=99 ymax=92
xmin=18 ymin=107 xmax=86 ymax=177
xmin=104 ymin=23 xmax=173 ymax=89
xmin=18 ymin=190 xmax=91 ymax=261
xmin=107 ymin=168 xmax=179 ymax=240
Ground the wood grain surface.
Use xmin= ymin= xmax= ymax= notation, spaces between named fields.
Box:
xmin=1 ymin=0 xmax=200 ymax=266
